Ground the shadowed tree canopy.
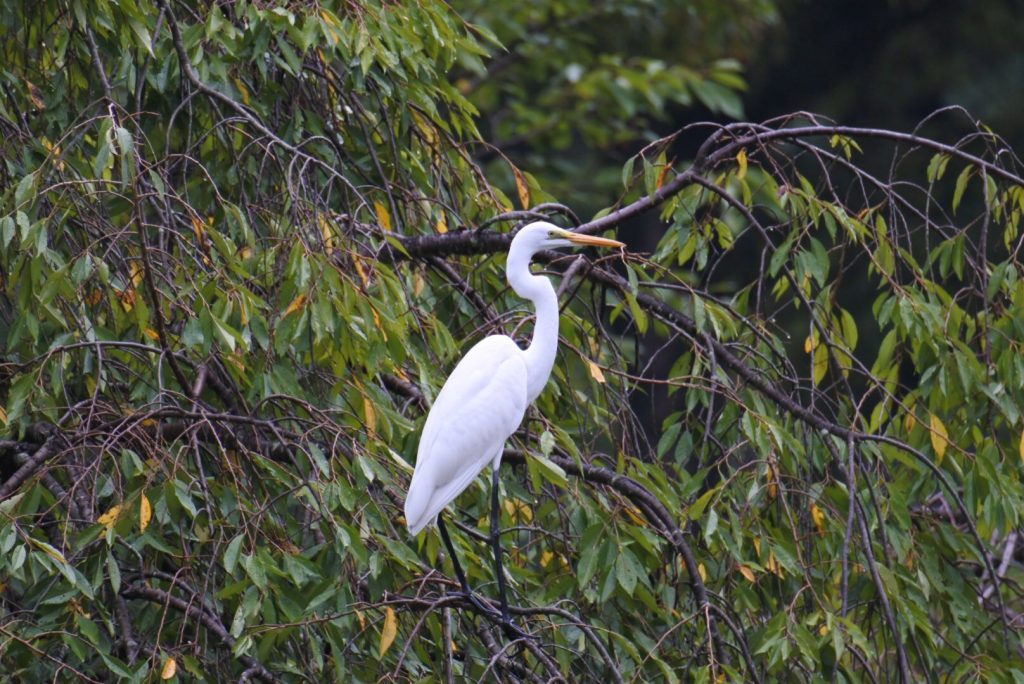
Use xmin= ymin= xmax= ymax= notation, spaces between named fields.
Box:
xmin=1 ymin=1 xmax=1024 ymax=682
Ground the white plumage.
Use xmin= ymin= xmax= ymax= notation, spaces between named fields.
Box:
xmin=405 ymin=336 xmax=527 ymax=534
xmin=401 ymin=221 xmax=624 ymax=624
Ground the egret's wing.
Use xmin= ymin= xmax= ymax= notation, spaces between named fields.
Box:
xmin=405 ymin=338 xmax=527 ymax=534
xmin=417 ymin=335 xmax=522 ymax=467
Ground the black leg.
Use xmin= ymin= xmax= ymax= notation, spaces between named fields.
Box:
xmin=490 ymin=469 xmax=534 ymax=641
xmin=437 ymin=516 xmax=469 ymax=591
xmin=437 ymin=516 xmax=498 ymax=619
xmin=490 ymin=467 xmax=511 ymax=622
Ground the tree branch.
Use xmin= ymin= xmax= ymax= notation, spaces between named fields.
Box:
xmin=121 ymin=585 xmax=276 ymax=683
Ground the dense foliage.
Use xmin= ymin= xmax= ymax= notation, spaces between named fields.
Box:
xmin=1 ymin=1 xmax=1022 ymax=681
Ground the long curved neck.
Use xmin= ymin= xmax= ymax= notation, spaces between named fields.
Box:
xmin=507 ymin=245 xmax=559 ymax=403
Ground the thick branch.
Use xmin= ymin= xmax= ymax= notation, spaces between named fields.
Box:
xmin=0 ymin=425 xmax=60 ymax=502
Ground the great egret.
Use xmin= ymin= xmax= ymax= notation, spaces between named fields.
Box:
xmin=404 ymin=221 xmax=624 ymax=629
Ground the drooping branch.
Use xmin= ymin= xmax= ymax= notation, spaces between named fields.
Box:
xmin=501 ymin=448 xmax=749 ymax=678
xmin=121 ymin=585 xmax=275 ymax=683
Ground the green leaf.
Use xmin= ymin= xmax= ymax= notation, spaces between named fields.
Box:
xmin=577 ymin=526 xmax=603 ymax=588
xmin=529 ymin=452 xmax=567 ymax=487
xmin=6 ymin=373 xmax=36 ymax=425
xmin=687 ymin=487 xmax=717 ymax=521
xmin=223 ymin=535 xmax=245 ymax=574
xmin=616 ymin=549 xmax=640 ymax=596
xmin=927 ymin=153 xmax=950 ymax=182
xmin=952 ymin=165 xmax=973 ymax=213
xmin=114 ymin=126 xmax=136 ymax=184
xmin=106 ymin=552 xmax=121 ymax=592
xmin=211 ymin=314 xmax=238 ymax=352
xmin=126 ymin=15 xmax=154 ymax=56
xmin=14 ymin=171 xmax=36 ymax=207
xmin=0 ymin=215 xmax=12 ymax=250
xmin=621 ymin=155 xmax=636 ymax=189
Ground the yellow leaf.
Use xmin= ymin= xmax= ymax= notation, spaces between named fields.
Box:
xmin=118 ymin=287 xmax=136 ymax=312
xmin=129 ymin=262 xmax=144 ymax=287
xmin=411 ymin=111 xmax=438 ymax=147
xmin=513 ymin=168 xmax=530 ymax=209
xmin=738 ymin=564 xmax=756 ymax=582
xmin=736 ymin=148 xmax=748 ymax=180
xmin=283 ymin=293 xmax=307 ymax=317
xmin=364 ymin=396 xmax=376 ymax=437
xmin=33 ymin=540 xmax=67 ymax=564
xmin=354 ymin=257 xmax=370 ymax=288
xmin=319 ymin=214 xmax=335 ymax=254
xmin=144 ymin=328 xmax=160 ymax=341
xmin=623 ymin=503 xmax=645 ymax=527
xmin=370 ymin=306 xmax=386 ymax=340
xmin=98 ymin=504 xmax=123 ymax=530
xmin=42 ymin=137 xmax=65 ymax=171
xmin=436 ymin=213 xmax=448 ymax=234
xmin=656 ymin=161 xmax=674 ymax=190
xmin=356 ymin=609 xmax=366 ymax=630
xmin=587 ymin=359 xmax=606 ymax=384
xmin=811 ymin=504 xmax=826 ymax=535
xmin=26 ymin=80 xmax=45 ymax=110
xmin=904 ymin=411 xmax=917 ymax=433
xmin=224 ymin=353 xmax=246 ymax=373
xmin=320 ymin=8 xmax=339 ymax=26
xmin=541 ymin=550 xmax=555 ymax=568
xmin=812 ymin=341 xmax=828 ymax=386
xmin=374 ymin=200 xmax=392 ymax=231
xmin=139 ymin=494 xmax=152 ymax=534
xmin=191 ymin=215 xmax=209 ymax=251
xmin=233 ymin=77 xmax=250 ymax=106
xmin=503 ymin=498 xmax=533 ymax=523
xmin=413 ymin=271 xmax=425 ymax=297
xmin=1019 ymin=430 xmax=1024 ymax=464
xmin=929 ymin=413 xmax=948 ymax=464
xmin=161 ymin=656 xmax=177 ymax=680
xmin=379 ymin=606 xmax=397 ymax=657
xmin=766 ymin=552 xmax=783 ymax=577
xmin=767 ymin=460 xmax=779 ymax=499
xmin=819 ymin=624 xmax=829 ymax=636
xmin=804 ymin=335 xmax=814 ymax=354
xmin=0 ymin=406 xmax=7 ymax=425
xmin=698 ymin=563 xmax=707 ymax=582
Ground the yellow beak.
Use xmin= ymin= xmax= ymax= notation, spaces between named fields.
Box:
xmin=558 ymin=229 xmax=625 ymax=249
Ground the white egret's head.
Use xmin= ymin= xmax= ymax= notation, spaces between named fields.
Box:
xmin=511 ymin=221 xmax=625 ymax=254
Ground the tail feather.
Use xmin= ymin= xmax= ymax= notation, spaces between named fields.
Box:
xmin=404 ymin=472 xmax=434 ymax=535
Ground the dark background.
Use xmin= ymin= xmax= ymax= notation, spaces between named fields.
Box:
xmin=639 ymin=0 xmax=1024 ymax=442
xmin=746 ymin=0 xmax=1023 ymax=149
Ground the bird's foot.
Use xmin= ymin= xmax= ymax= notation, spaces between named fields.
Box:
xmin=451 ymin=589 xmax=535 ymax=640
xmin=498 ymin=613 xmax=534 ymax=641
xmin=455 ymin=588 xmax=502 ymax=621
